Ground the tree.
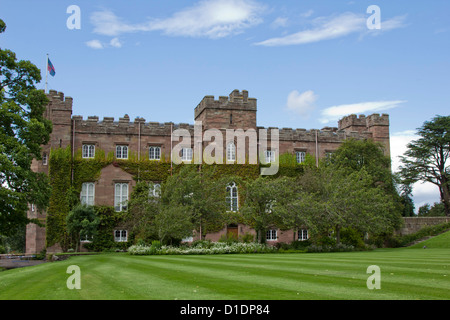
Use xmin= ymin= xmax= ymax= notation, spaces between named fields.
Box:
xmin=125 ymin=181 xmax=160 ymax=242
xmin=300 ymin=166 xmax=401 ymax=245
xmin=161 ymin=165 xmax=228 ymax=240
xmin=328 ymin=138 xmax=394 ymax=190
xmin=0 ymin=20 xmax=52 ymax=236
xmin=241 ymin=176 xmax=297 ymax=243
xmin=66 ymin=204 xmax=99 ymax=252
xmin=399 ymin=115 xmax=450 ymax=216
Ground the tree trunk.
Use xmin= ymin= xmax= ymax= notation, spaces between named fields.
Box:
xmin=441 ymin=178 xmax=450 ymax=216
xmin=335 ymin=225 xmax=341 ymax=245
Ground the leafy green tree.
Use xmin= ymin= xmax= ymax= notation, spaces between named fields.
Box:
xmin=155 ymin=203 xmax=193 ymax=244
xmin=300 ymin=166 xmax=401 ymax=245
xmin=66 ymin=204 xmax=99 ymax=252
xmin=0 ymin=19 xmax=52 ymax=236
xmin=399 ymin=184 xmax=415 ymax=217
xmin=241 ymin=176 xmax=297 ymax=243
xmin=161 ymin=165 xmax=228 ymax=240
xmin=418 ymin=202 xmax=446 ymax=217
xmin=125 ymin=181 xmax=160 ymax=242
xmin=399 ymin=115 xmax=450 ymax=216
xmin=329 ymin=138 xmax=393 ymax=189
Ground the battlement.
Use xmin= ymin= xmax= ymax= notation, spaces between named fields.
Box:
xmin=338 ymin=113 xmax=389 ymax=130
xmin=72 ymin=114 xmax=195 ymax=136
xmin=256 ymin=125 xmax=372 ymax=142
xmin=46 ymin=89 xmax=73 ymax=110
xmin=194 ymin=89 xmax=257 ymax=119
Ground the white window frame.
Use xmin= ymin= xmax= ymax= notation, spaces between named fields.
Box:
xmin=296 ymin=151 xmax=306 ymax=164
xmin=149 ymin=146 xmax=161 ymax=160
xmin=42 ymin=152 xmax=48 ymax=165
xmin=181 ymin=147 xmax=193 ymax=162
xmin=266 ymin=229 xmax=277 ymax=241
xmin=265 ymin=150 xmax=275 ymax=163
xmin=149 ymin=182 xmax=161 ymax=198
xmin=226 ymin=182 xmax=238 ymax=212
xmin=227 ymin=142 xmax=236 ymax=162
xmin=116 ymin=145 xmax=128 ymax=159
xmin=114 ymin=183 xmax=128 ymax=212
xmin=80 ymin=182 xmax=95 ymax=206
xmin=80 ymin=234 xmax=93 ymax=243
xmin=298 ymin=229 xmax=308 ymax=241
xmin=82 ymin=144 xmax=95 ymax=159
xmin=114 ymin=230 xmax=127 ymax=242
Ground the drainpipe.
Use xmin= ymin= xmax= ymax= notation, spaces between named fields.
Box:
xmin=315 ymin=130 xmax=319 ymax=167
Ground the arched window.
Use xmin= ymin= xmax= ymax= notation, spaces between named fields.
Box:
xmin=227 ymin=142 xmax=236 ymax=162
xmin=226 ymin=182 xmax=238 ymax=212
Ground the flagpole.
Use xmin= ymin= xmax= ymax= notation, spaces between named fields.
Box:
xmin=45 ymin=53 xmax=49 ymax=93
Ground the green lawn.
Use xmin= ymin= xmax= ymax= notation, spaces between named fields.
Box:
xmin=1 ymin=245 xmax=450 ymax=300
xmin=408 ymin=228 xmax=450 ymax=249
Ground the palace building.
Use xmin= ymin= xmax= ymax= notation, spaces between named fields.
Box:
xmin=25 ymin=89 xmax=390 ymax=254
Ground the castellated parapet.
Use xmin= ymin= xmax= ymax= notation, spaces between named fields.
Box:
xmin=194 ymin=89 xmax=257 ymax=119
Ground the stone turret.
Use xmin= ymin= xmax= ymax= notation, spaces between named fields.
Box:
xmin=194 ymin=89 xmax=257 ymax=130
xmin=338 ymin=113 xmax=390 ymax=155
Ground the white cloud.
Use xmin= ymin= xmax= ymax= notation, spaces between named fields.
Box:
xmin=300 ymin=9 xmax=314 ymax=18
xmin=255 ymin=12 xmax=406 ymax=46
xmin=390 ymin=130 xmax=417 ymax=173
xmin=390 ymin=130 xmax=440 ymax=210
xmin=85 ymin=39 xmax=104 ymax=49
xmin=286 ymin=90 xmax=318 ymax=117
xmin=319 ymin=100 xmax=407 ymax=124
xmin=110 ymin=37 xmax=122 ymax=48
xmin=85 ymin=38 xmax=123 ymax=49
xmin=271 ymin=17 xmax=288 ymax=29
xmin=90 ymin=0 xmax=265 ymax=39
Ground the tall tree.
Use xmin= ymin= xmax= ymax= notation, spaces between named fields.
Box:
xmin=399 ymin=115 xmax=450 ymax=216
xmin=298 ymin=166 xmax=401 ymax=244
xmin=0 ymin=20 xmax=52 ymax=236
xmin=241 ymin=176 xmax=296 ymax=243
xmin=161 ymin=165 xmax=228 ymax=240
xmin=66 ymin=204 xmax=99 ymax=252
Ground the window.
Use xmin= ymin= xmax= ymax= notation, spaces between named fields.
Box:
xmin=149 ymin=183 xmax=161 ymax=198
xmin=227 ymin=142 xmax=236 ymax=162
xmin=226 ymin=182 xmax=238 ymax=212
xmin=80 ymin=182 xmax=95 ymax=206
xmin=149 ymin=146 xmax=161 ymax=160
xmin=325 ymin=152 xmax=334 ymax=161
xmin=181 ymin=148 xmax=193 ymax=162
xmin=298 ymin=229 xmax=308 ymax=241
xmin=230 ymin=113 xmax=233 ymax=124
xmin=80 ymin=234 xmax=93 ymax=243
xmin=265 ymin=150 xmax=275 ymax=163
xmin=82 ymin=144 xmax=95 ymax=158
xmin=31 ymin=204 xmax=35 ymax=212
xmin=266 ymin=229 xmax=277 ymax=241
xmin=296 ymin=151 xmax=306 ymax=164
xmin=114 ymin=230 xmax=127 ymax=242
xmin=114 ymin=183 xmax=128 ymax=212
xmin=116 ymin=145 xmax=128 ymax=159
xmin=42 ymin=153 xmax=48 ymax=165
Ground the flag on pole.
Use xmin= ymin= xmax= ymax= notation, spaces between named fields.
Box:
xmin=47 ymin=58 xmax=55 ymax=77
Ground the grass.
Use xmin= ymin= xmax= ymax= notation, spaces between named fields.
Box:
xmin=1 ymin=244 xmax=450 ymax=300
xmin=408 ymin=228 xmax=450 ymax=249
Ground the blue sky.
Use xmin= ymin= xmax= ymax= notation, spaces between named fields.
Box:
xmin=1 ymin=0 xmax=449 ymax=209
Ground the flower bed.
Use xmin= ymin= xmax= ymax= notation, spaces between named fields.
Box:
xmin=128 ymin=242 xmax=277 ymax=255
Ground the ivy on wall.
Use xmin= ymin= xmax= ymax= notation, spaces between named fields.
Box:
xmin=46 ymin=146 xmax=72 ymax=250
xmin=46 ymin=146 xmax=310 ymax=250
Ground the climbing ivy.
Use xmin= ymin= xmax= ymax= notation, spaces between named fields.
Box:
xmin=46 ymin=146 xmax=72 ymax=250
xmin=46 ymin=146 xmax=312 ymax=251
